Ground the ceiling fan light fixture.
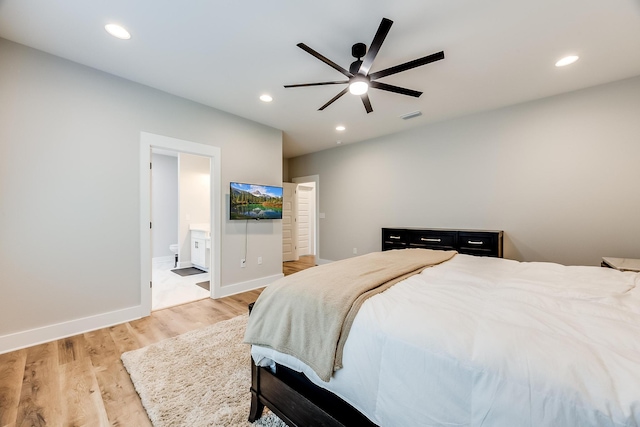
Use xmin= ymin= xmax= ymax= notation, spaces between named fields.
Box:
xmin=284 ymin=17 xmax=445 ymax=114
xmin=349 ymin=80 xmax=369 ymax=95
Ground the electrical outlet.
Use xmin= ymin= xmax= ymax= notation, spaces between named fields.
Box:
xmin=241 ymin=259 xmax=246 ymax=268
xmin=258 ymin=256 xmax=263 ymax=265
xmin=353 ymin=248 xmax=358 ymax=255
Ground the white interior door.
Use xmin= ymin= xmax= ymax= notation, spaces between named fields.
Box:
xmin=282 ymin=182 xmax=299 ymax=262
xmin=292 ymin=175 xmax=319 ymax=260
xmin=296 ymin=184 xmax=314 ymax=256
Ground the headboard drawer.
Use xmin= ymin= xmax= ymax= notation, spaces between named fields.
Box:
xmin=409 ymin=230 xmax=457 ymax=250
xmin=382 ymin=228 xmax=409 ymax=250
xmin=458 ymin=232 xmax=502 ymax=257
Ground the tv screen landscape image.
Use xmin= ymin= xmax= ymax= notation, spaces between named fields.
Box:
xmin=230 ymin=182 xmax=283 ymax=220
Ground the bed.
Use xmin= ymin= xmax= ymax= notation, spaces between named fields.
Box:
xmin=245 ymin=250 xmax=640 ymax=427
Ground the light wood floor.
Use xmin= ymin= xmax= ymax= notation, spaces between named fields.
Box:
xmin=0 ymin=257 xmax=316 ymax=427
xmin=283 ymin=255 xmax=316 ymax=276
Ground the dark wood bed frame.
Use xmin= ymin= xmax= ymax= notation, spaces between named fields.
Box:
xmin=247 ymin=303 xmax=378 ymax=427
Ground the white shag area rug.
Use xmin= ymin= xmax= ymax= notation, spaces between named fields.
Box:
xmin=121 ymin=314 xmax=287 ymax=427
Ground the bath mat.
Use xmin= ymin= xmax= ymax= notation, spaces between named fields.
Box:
xmin=196 ymin=280 xmax=210 ymax=291
xmin=172 ymin=267 xmax=206 ymax=276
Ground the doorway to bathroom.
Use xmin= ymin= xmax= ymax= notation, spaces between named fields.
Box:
xmin=151 ymin=149 xmax=211 ymax=310
xmin=140 ymin=132 xmax=221 ymax=316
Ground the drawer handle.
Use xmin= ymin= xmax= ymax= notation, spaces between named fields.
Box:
xmin=421 ymin=238 xmax=441 ymax=242
xmin=389 ymin=235 xmax=401 ymax=239
xmin=467 ymin=240 xmax=483 ymax=245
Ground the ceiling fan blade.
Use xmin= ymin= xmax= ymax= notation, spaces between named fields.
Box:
xmin=361 ymin=93 xmax=373 ymax=113
xmin=319 ymin=87 xmax=349 ymax=111
xmin=297 ymin=43 xmax=353 ymax=78
xmin=370 ymin=81 xmax=422 ymax=97
xmin=359 ymin=17 xmax=393 ymax=75
xmin=284 ymin=80 xmax=349 ymax=88
xmin=369 ymin=51 xmax=445 ymax=80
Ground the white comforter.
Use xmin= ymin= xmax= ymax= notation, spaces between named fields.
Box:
xmin=252 ymin=254 xmax=640 ymax=427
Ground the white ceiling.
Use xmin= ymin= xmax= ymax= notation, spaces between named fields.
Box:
xmin=1 ymin=0 xmax=640 ymax=158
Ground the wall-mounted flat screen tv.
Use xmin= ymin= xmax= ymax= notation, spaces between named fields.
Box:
xmin=230 ymin=182 xmax=283 ymax=220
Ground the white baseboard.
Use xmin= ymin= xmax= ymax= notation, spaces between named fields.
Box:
xmin=316 ymin=258 xmax=333 ymax=265
xmin=0 ymin=305 xmax=145 ymax=355
xmin=215 ymin=273 xmax=284 ymax=299
xmin=1 ymin=271 xmax=296 ymax=354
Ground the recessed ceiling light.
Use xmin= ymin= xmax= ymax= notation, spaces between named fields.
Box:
xmin=555 ymin=55 xmax=579 ymax=67
xmin=336 ymin=126 xmax=346 ymax=131
xmin=105 ymin=24 xmax=131 ymax=40
xmin=259 ymin=94 xmax=273 ymax=102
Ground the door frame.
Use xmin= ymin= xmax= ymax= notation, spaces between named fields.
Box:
xmin=140 ymin=132 xmax=221 ymax=317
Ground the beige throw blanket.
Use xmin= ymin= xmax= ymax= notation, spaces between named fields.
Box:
xmin=244 ymin=249 xmax=457 ymax=381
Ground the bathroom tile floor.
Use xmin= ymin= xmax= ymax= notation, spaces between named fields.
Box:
xmin=152 ymin=260 xmax=210 ymax=311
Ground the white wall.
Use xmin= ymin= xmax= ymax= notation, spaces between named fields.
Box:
xmin=178 ymin=153 xmax=210 ymax=265
xmin=151 ymin=153 xmax=178 ymax=259
xmin=0 ymin=38 xmax=282 ymax=351
xmin=288 ymin=75 xmax=640 ymax=266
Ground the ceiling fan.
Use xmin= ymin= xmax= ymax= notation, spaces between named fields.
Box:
xmin=284 ymin=18 xmax=445 ymax=114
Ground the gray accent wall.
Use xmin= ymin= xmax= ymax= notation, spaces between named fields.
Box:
xmin=0 ymin=38 xmax=282 ymax=343
xmin=288 ymin=75 xmax=640 ymax=266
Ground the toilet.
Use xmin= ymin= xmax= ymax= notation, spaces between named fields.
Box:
xmin=169 ymin=244 xmax=178 ymax=268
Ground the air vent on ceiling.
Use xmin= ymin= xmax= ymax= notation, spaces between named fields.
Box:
xmin=400 ymin=110 xmax=422 ymax=120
